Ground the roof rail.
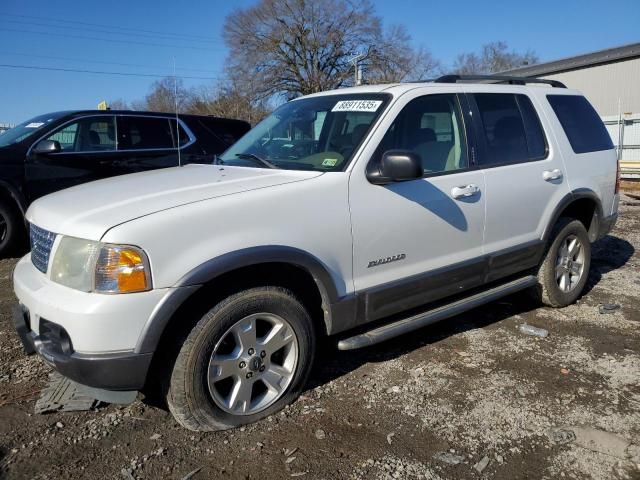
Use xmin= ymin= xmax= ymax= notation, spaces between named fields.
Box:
xmin=434 ymin=74 xmax=567 ymax=88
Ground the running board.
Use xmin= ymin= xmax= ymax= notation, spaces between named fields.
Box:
xmin=337 ymin=275 xmax=537 ymax=350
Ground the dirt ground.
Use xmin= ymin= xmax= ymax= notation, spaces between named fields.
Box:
xmin=1 ymin=198 xmax=639 ymax=480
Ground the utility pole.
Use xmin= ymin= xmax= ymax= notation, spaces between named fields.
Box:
xmin=349 ymin=52 xmax=366 ymax=86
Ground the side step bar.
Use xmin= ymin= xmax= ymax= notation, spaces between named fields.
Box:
xmin=337 ymin=275 xmax=537 ymax=350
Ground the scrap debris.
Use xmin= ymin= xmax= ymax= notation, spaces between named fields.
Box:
xmin=34 ymin=372 xmax=102 ymax=414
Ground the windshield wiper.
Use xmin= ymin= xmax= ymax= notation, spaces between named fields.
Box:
xmin=235 ymin=153 xmax=280 ymax=169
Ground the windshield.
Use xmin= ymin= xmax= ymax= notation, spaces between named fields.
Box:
xmin=219 ymin=94 xmax=390 ymax=171
xmin=0 ymin=112 xmax=67 ymax=147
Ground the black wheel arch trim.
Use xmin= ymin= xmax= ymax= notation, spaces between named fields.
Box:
xmin=542 ymin=188 xmax=604 ymax=243
xmin=134 ymin=246 xmax=344 ymax=354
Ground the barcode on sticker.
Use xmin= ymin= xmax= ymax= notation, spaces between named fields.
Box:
xmin=331 ymin=100 xmax=382 ymax=113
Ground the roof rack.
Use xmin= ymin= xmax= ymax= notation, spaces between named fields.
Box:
xmin=434 ymin=74 xmax=567 ymax=88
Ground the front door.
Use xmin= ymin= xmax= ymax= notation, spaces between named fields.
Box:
xmin=349 ymin=92 xmax=486 ymax=323
xmin=25 ymin=115 xmax=118 ymax=200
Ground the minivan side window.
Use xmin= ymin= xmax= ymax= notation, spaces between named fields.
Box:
xmin=547 ymin=95 xmax=614 ymax=154
xmin=473 ymin=93 xmax=547 ymax=166
xmin=46 ymin=116 xmax=116 ymax=152
xmin=117 ymin=116 xmax=174 ymax=150
xmin=375 ymin=94 xmax=468 ymax=175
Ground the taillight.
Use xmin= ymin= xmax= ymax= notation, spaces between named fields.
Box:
xmin=615 ymin=159 xmax=621 ymax=194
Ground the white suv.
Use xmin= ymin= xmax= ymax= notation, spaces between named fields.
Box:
xmin=13 ymin=75 xmax=619 ymax=431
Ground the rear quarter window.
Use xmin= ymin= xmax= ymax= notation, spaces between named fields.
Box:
xmin=547 ymin=95 xmax=613 ymax=154
xmin=191 ymin=119 xmax=250 ymax=152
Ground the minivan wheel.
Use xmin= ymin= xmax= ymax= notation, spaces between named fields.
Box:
xmin=167 ymin=287 xmax=315 ymax=431
xmin=535 ymin=217 xmax=591 ymax=307
xmin=0 ymin=199 xmax=24 ymax=257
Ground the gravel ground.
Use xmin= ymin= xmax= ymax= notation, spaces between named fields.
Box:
xmin=1 ymin=197 xmax=639 ymax=480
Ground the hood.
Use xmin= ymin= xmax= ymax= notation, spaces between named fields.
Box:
xmin=27 ymin=164 xmax=323 ymax=240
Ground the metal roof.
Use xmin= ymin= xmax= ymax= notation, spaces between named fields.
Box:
xmin=504 ymin=42 xmax=640 ymax=77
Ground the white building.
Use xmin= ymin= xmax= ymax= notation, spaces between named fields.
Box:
xmin=507 ymin=42 xmax=640 ymax=176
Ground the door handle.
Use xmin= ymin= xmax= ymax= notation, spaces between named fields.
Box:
xmin=451 ymin=184 xmax=480 ymax=199
xmin=542 ymin=169 xmax=563 ymax=181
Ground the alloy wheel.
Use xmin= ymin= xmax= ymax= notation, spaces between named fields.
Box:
xmin=207 ymin=313 xmax=298 ymax=415
xmin=555 ymin=234 xmax=586 ymax=293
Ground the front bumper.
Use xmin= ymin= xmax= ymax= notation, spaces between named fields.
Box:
xmin=13 ymin=304 xmax=152 ymax=391
xmin=12 ymin=254 xmax=168 ymax=391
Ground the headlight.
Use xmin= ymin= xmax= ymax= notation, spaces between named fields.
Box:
xmin=50 ymin=237 xmax=151 ymax=294
xmin=49 ymin=237 xmax=100 ymax=291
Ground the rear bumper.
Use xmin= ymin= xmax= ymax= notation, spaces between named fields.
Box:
xmin=13 ymin=304 xmax=152 ymax=391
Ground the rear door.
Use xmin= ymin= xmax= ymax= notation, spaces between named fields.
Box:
xmin=115 ymin=115 xmax=189 ymax=172
xmin=25 ymin=115 xmax=118 ymax=200
xmin=467 ymin=90 xmax=570 ymax=281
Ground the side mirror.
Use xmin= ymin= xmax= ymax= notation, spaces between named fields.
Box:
xmin=32 ymin=140 xmax=62 ymax=154
xmin=366 ymin=150 xmax=423 ymax=185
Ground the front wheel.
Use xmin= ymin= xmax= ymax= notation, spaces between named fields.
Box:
xmin=0 ymin=199 xmax=24 ymax=257
xmin=167 ymin=287 xmax=315 ymax=431
xmin=535 ymin=218 xmax=591 ymax=307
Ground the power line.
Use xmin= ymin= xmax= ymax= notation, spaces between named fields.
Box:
xmin=0 ymin=63 xmax=223 ymax=80
xmin=1 ymin=19 xmax=218 ymax=45
xmin=0 ymin=50 xmax=224 ymax=74
xmin=0 ymin=27 xmax=223 ymax=52
xmin=3 ymin=13 xmax=217 ymax=42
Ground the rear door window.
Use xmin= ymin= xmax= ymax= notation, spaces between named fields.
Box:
xmin=472 ymin=93 xmax=548 ymax=166
xmin=547 ymin=95 xmax=614 ymax=153
xmin=117 ymin=116 xmax=174 ymax=150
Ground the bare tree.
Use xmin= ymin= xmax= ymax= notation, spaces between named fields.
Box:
xmin=452 ymin=41 xmax=538 ymax=74
xmin=134 ymin=77 xmax=192 ymax=113
xmin=187 ymin=83 xmax=271 ymax=125
xmin=129 ymin=77 xmax=270 ymax=123
xmin=107 ymin=98 xmax=130 ymax=110
xmin=365 ymin=24 xmax=440 ymax=83
xmin=223 ymin=0 xmax=436 ymax=99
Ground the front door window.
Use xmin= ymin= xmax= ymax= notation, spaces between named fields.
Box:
xmin=375 ymin=94 xmax=468 ymax=175
xmin=46 ymin=116 xmax=116 ymax=152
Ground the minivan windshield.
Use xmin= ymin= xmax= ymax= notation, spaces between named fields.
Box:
xmin=218 ymin=94 xmax=390 ymax=171
xmin=0 ymin=112 xmax=67 ymax=147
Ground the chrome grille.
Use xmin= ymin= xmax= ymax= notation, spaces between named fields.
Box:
xmin=30 ymin=224 xmax=56 ymax=273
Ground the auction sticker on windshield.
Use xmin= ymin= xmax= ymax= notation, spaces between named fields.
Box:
xmin=332 ymin=100 xmax=382 ymax=113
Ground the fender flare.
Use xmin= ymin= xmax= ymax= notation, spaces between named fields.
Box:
xmin=134 ymin=246 xmax=343 ymax=354
xmin=542 ymin=188 xmax=604 ymax=243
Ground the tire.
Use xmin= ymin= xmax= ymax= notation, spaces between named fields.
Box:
xmin=534 ymin=217 xmax=591 ymax=307
xmin=0 ymin=198 xmax=24 ymax=257
xmin=167 ymin=286 xmax=315 ymax=431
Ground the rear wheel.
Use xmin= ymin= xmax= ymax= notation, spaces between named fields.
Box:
xmin=167 ymin=287 xmax=315 ymax=431
xmin=535 ymin=218 xmax=591 ymax=307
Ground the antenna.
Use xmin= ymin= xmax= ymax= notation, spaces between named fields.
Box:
xmin=173 ymin=57 xmax=182 ymax=167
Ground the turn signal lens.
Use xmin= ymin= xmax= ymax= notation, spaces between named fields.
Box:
xmin=95 ymin=245 xmax=151 ymax=293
